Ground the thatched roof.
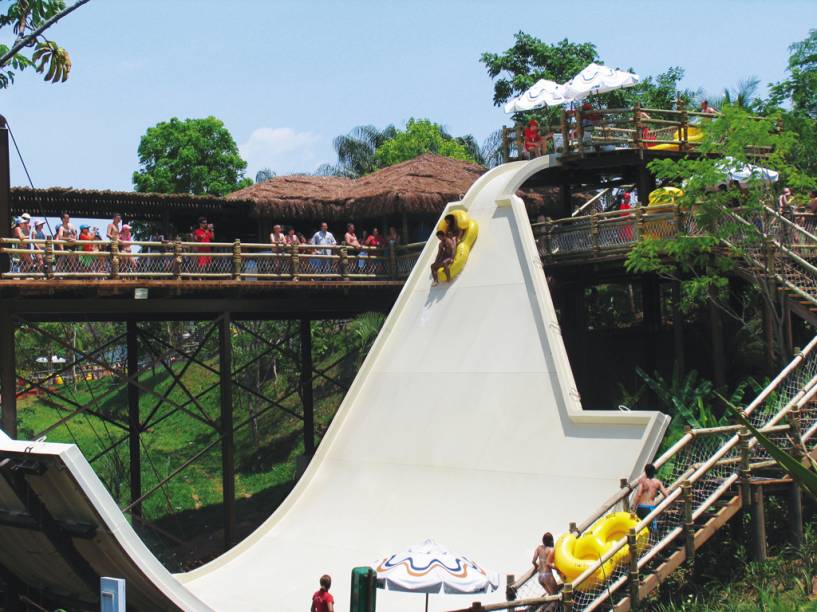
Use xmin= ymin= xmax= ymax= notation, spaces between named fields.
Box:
xmin=227 ymin=175 xmax=352 ymax=219
xmin=227 ymin=154 xmax=523 ymax=220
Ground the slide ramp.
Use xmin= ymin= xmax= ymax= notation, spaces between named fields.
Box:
xmin=0 ymin=156 xmax=668 ymax=611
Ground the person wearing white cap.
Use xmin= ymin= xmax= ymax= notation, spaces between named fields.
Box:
xmin=12 ymin=213 xmax=32 ymax=272
xmin=119 ymin=223 xmax=135 ymax=271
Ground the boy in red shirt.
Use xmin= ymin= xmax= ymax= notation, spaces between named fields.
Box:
xmin=311 ymin=574 xmax=334 ymax=612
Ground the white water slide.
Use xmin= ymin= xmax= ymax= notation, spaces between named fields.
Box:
xmin=0 ymin=157 xmax=669 ymax=611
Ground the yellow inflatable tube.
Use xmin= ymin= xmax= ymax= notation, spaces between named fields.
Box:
xmin=554 ymin=512 xmax=648 ymax=590
xmin=649 ymin=125 xmax=703 ymax=151
xmin=648 ymin=186 xmax=684 ymax=206
xmin=434 ymin=209 xmax=478 ymax=282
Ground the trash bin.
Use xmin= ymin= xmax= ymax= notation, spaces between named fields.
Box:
xmin=350 ymin=566 xmax=376 ymax=612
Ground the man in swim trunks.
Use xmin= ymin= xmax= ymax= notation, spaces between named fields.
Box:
xmin=532 ymin=532 xmax=560 ymax=597
xmin=631 ymin=462 xmax=669 ymax=523
xmin=430 ymin=229 xmax=455 ymax=286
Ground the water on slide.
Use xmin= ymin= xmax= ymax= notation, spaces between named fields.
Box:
xmin=0 ymin=156 xmax=668 ymax=611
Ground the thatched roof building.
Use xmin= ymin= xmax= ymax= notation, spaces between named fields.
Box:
xmin=228 ymin=154 xmax=552 ymax=223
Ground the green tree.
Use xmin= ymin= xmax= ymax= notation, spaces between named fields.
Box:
xmin=373 ymin=119 xmax=477 ymax=167
xmin=480 ymin=33 xmax=598 ymax=108
xmin=0 ymin=0 xmax=90 ymax=89
xmin=255 ymin=168 xmax=276 ymax=183
xmin=769 ymin=29 xmax=817 ymax=119
xmin=316 ymin=124 xmax=398 ymax=178
xmin=625 ymin=105 xmax=813 ymax=363
xmin=132 ymin=117 xmax=253 ymax=195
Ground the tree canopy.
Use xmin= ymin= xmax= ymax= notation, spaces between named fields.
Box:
xmin=770 ymin=29 xmax=817 ymax=119
xmin=0 ymin=0 xmax=91 ymax=89
xmin=373 ymin=119 xmax=477 ymax=167
xmin=132 ymin=117 xmax=252 ymax=195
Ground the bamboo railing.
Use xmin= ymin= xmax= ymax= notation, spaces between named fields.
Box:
xmin=453 ymin=334 xmax=817 ymax=611
xmin=0 ymin=238 xmax=425 ymax=283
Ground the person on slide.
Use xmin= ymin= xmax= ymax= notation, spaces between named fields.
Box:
xmin=430 ymin=229 xmax=455 ymax=286
xmin=631 ymin=463 xmax=669 ymax=524
xmin=311 ymin=574 xmax=334 ymax=612
xmin=532 ymin=532 xmax=560 ymax=600
xmin=444 ymin=214 xmax=464 ymax=244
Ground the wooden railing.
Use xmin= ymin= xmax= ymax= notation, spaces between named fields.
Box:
xmin=501 ymin=105 xmax=772 ymax=162
xmin=0 ymin=238 xmax=425 ymax=282
xmin=453 ymin=334 xmax=817 ymax=611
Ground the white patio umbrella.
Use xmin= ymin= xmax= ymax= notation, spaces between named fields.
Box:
xmin=564 ymin=62 xmax=640 ymax=99
xmin=374 ymin=539 xmax=499 ymax=611
xmin=504 ymin=78 xmax=576 ymax=113
xmin=715 ymin=157 xmax=780 ymax=187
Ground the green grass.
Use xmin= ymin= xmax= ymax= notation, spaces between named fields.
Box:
xmin=17 ymin=346 xmax=359 ymax=570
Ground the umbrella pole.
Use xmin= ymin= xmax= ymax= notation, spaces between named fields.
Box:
xmin=425 ymin=593 xmax=429 ymax=612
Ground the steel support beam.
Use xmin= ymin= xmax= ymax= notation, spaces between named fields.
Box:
xmin=127 ymin=320 xmax=142 ymax=518
xmin=0 ymin=310 xmax=15 ymax=438
xmin=219 ymin=313 xmax=236 ymax=549
xmin=300 ymin=319 xmax=315 ymax=457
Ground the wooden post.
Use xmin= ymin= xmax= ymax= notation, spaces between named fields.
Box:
xmin=219 ymin=313 xmax=236 ymax=549
xmin=682 ymin=480 xmax=695 ymax=563
xmin=672 ymin=281 xmax=685 ymax=376
xmin=709 ymin=296 xmax=727 ymax=388
xmin=562 ymin=582 xmax=574 ymax=612
xmin=642 ymin=275 xmax=660 ymax=372
xmin=401 ymin=211 xmax=409 ymax=245
xmin=515 ymin=125 xmax=523 ymax=159
xmin=621 ymin=478 xmax=631 ymax=512
xmin=739 ymin=428 xmax=752 ymax=509
xmin=0 ymin=309 xmax=16 ymax=438
xmin=502 ymin=126 xmax=510 ymax=162
xmin=633 ymin=102 xmax=642 ymax=150
xmin=232 ymin=240 xmax=241 ymax=280
xmin=44 ymin=237 xmax=54 ymax=279
xmin=543 ymin=219 xmax=553 ymax=256
xmin=505 ymin=574 xmax=516 ymax=601
xmin=560 ymin=182 xmax=572 ymax=217
xmin=788 ymin=408 xmax=804 ymax=550
xmin=590 ymin=211 xmax=600 ymax=254
xmin=126 ymin=320 xmax=141 ymax=518
xmin=560 ymin=109 xmax=569 ymax=154
xmin=110 ymin=238 xmax=120 ymax=280
xmin=172 ymin=239 xmax=182 ymax=280
xmin=576 ymin=106 xmax=584 ymax=156
xmin=627 ymin=527 xmax=640 ymax=608
xmin=634 ymin=207 xmax=644 ymax=240
xmin=339 ymin=246 xmax=348 ymax=279
xmin=290 ymin=243 xmax=300 ymax=280
xmin=300 ymin=319 xmax=315 ymax=456
xmin=0 ymin=118 xmax=10 ymax=276
xmin=750 ymin=484 xmax=767 ymax=562
xmin=388 ymin=242 xmax=397 ymax=279
xmin=681 ymin=106 xmax=689 ymax=152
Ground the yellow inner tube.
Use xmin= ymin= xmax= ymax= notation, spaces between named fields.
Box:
xmin=649 ymin=125 xmax=703 ymax=151
xmin=434 ymin=209 xmax=478 ymax=282
xmin=554 ymin=512 xmax=649 ymax=590
xmin=648 ymin=186 xmax=684 ymax=206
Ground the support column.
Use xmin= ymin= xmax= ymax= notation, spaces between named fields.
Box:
xmin=789 ymin=482 xmax=804 ymax=551
xmin=0 ymin=311 xmax=15 ymax=439
xmin=126 ymin=320 xmax=142 ymax=518
xmin=749 ymin=485 xmax=767 ymax=562
xmin=219 ymin=314 xmax=236 ymax=549
xmin=301 ymin=319 xmax=315 ymax=457
xmin=671 ymin=281 xmax=685 ymax=376
xmin=0 ymin=116 xmax=10 ymax=274
xmin=709 ymin=298 xmax=726 ymax=388
xmin=642 ymin=276 xmax=661 ymax=372
xmin=636 ymin=164 xmax=655 ymax=205
xmin=560 ymin=181 xmax=572 ymax=217
xmin=401 ymin=212 xmax=410 ymax=245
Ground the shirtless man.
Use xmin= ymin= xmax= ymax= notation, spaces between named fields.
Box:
xmin=430 ymin=229 xmax=455 ymax=286
xmin=532 ymin=532 xmax=560 ymax=596
xmin=631 ymin=463 xmax=669 ymax=522
xmin=106 ymin=213 xmax=122 ymax=242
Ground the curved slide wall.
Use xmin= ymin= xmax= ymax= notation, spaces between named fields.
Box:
xmin=0 ymin=157 xmax=668 ymax=611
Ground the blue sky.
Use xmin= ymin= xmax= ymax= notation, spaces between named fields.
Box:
xmin=2 ymin=0 xmax=816 ymax=191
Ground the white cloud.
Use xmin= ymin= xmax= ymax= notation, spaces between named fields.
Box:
xmin=239 ymin=127 xmax=328 ymax=178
